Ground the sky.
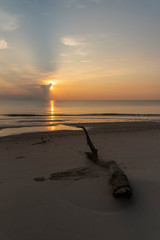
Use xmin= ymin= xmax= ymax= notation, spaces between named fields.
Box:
xmin=0 ymin=0 xmax=160 ymax=100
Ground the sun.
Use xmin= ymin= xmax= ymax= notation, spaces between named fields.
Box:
xmin=50 ymin=84 xmax=53 ymax=90
xmin=46 ymin=81 xmax=55 ymax=90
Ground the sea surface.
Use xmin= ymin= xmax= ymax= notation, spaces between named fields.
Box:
xmin=0 ymin=100 xmax=160 ymax=137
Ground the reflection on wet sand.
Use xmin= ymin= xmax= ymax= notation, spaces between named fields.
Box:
xmin=0 ymin=125 xmax=80 ymax=137
xmin=48 ymin=125 xmax=56 ymax=131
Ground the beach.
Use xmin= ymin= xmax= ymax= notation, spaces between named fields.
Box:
xmin=0 ymin=122 xmax=160 ymax=240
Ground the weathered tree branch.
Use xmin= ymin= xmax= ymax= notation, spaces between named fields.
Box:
xmin=77 ymin=126 xmax=98 ymax=159
xmin=79 ymin=126 xmax=132 ymax=198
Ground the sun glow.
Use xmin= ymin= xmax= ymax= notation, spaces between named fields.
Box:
xmin=45 ymin=80 xmax=55 ymax=91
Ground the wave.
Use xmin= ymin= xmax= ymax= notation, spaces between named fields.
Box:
xmin=2 ymin=113 xmax=160 ymax=117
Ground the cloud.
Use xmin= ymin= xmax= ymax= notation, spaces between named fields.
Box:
xmin=61 ymin=36 xmax=84 ymax=46
xmin=60 ymin=53 xmax=68 ymax=57
xmin=0 ymin=10 xmax=19 ymax=32
xmin=60 ymin=35 xmax=91 ymax=60
xmin=0 ymin=61 xmax=57 ymax=99
xmin=80 ymin=60 xmax=93 ymax=63
xmin=0 ymin=39 xmax=8 ymax=49
xmin=41 ymin=83 xmax=52 ymax=99
xmin=75 ymin=49 xmax=90 ymax=56
xmin=50 ymin=60 xmax=73 ymax=63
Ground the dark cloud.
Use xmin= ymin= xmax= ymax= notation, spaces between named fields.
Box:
xmin=41 ymin=83 xmax=52 ymax=100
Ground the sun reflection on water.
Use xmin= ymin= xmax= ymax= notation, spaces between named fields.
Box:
xmin=48 ymin=100 xmax=56 ymax=131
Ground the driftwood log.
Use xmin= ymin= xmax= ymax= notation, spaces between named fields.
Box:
xmin=78 ymin=126 xmax=132 ymax=198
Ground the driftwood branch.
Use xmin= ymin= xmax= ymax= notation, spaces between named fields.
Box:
xmin=34 ymin=126 xmax=132 ymax=198
xmin=79 ymin=126 xmax=132 ymax=199
xmin=78 ymin=126 xmax=98 ymax=159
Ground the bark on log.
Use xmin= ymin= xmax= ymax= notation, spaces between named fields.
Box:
xmin=106 ymin=160 xmax=132 ymax=198
xmin=79 ymin=126 xmax=132 ymax=199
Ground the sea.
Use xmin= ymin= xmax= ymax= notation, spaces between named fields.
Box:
xmin=0 ymin=100 xmax=160 ymax=137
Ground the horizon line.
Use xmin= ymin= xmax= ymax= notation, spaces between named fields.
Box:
xmin=0 ymin=99 xmax=160 ymax=101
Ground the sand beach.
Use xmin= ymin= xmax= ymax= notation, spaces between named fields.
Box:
xmin=0 ymin=122 xmax=160 ymax=239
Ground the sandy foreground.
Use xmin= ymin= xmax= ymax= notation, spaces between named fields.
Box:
xmin=0 ymin=122 xmax=160 ymax=240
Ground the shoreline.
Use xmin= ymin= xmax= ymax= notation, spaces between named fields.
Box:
xmin=1 ymin=120 xmax=160 ymax=139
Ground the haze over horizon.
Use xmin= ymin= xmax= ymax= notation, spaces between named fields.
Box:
xmin=0 ymin=0 xmax=160 ymax=100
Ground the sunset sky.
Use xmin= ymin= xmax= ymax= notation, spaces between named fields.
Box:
xmin=0 ymin=0 xmax=160 ymax=100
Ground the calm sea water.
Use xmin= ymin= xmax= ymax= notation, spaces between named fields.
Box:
xmin=0 ymin=100 xmax=160 ymax=137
